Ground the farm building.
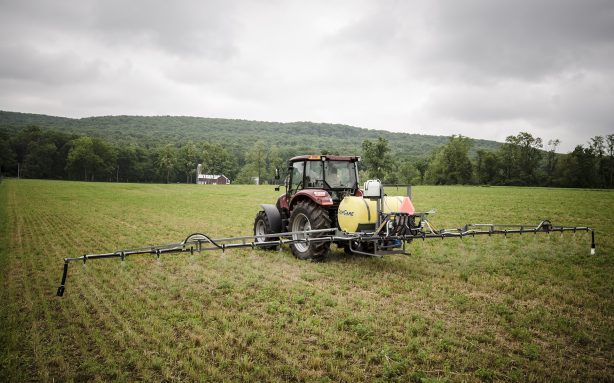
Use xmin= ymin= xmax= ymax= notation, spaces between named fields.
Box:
xmin=195 ymin=164 xmax=230 ymax=184
xmin=197 ymin=174 xmax=230 ymax=185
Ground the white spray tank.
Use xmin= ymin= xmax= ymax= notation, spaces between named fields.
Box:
xmin=363 ymin=179 xmax=384 ymax=198
xmin=364 ymin=179 xmax=384 ymax=229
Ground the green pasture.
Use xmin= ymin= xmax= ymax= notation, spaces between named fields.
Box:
xmin=0 ymin=179 xmax=612 ymax=382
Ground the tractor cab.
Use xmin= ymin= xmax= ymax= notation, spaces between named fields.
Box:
xmin=286 ymin=155 xmax=361 ymax=203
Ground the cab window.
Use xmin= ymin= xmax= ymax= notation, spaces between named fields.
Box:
xmin=325 ymin=160 xmax=356 ymax=188
xmin=305 ymin=161 xmax=324 ymax=188
xmin=290 ymin=161 xmax=305 ymax=191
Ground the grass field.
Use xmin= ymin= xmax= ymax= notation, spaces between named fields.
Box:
xmin=0 ymin=179 xmax=612 ymax=382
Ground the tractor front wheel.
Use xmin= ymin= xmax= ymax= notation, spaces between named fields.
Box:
xmin=289 ymin=200 xmax=332 ymax=260
xmin=254 ymin=211 xmax=278 ymax=250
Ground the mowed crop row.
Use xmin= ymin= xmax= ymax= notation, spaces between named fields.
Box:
xmin=0 ymin=180 xmax=612 ymax=382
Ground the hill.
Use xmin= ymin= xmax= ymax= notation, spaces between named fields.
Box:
xmin=0 ymin=110 xmax=501 ymax=158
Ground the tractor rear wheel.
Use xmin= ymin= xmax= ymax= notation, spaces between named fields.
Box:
xmin=289 ymin=200 xmax=332 ymax=260
xmin=253 ymin=211 xmax=278 ymax=250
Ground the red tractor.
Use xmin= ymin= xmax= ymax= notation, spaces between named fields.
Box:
xmin=254 ymin=155 xmax=362 ymax=260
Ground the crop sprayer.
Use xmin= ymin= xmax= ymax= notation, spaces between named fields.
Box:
xmin=57 ymin=155 xmax=596 ymax=296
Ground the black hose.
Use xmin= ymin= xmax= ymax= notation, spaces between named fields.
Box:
xmin=182 ymin=233 xmax=224 ymax=250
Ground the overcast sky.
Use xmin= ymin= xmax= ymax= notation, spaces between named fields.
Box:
xmin=1 ymin=0 xmax=613 ymax=152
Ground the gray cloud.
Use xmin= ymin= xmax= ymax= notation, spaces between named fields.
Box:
xmin=89 ymin=1 xmax=240 ymax=59
xmin=0 ymin=0 xmax=612 ymax=152
xmin=420 ymin=0 xmax=614 ymax=81
xmin=0 ymin=43 xmax=103 ymax=84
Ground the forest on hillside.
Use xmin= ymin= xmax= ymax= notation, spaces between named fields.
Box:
xmin=0 ymin=111 xmax=612 ymax=188
xmin=0 ymin=111 xmax=500 ymax=158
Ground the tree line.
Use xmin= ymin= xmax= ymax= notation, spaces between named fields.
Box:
xmin=361 ymin=133 xmax=614 ymax=188
xmin=0 ymin=126 xmax=294 ymax=185
xmin=1 ymin=125 xmax=612 ymax=188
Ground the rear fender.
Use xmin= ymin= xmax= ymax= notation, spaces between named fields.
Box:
xmin=258 ymin=204 xmax=282 ymax=234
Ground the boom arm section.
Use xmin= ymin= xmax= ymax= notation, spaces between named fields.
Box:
xmin=56 ymin=218 xmax=595 ymax=297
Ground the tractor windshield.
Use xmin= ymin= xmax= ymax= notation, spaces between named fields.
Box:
xmin=290 ymin=159 xmax=358 ymax=191
xmin=324 ymin=160 xmax=357 ymax=189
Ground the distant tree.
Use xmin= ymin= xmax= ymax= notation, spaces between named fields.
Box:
xmin=414 ymin=158 xmax=430 ymax=184
xmin=14 ymin=127 xmax=77 ymax=179
xmin=116 ymin=144 xmax=157 ymax=183
xmin=589 ymin=136 xmax=605 ymax=157
xmin=606 ymin=134 xmax=614 ymax=188
xmin=155 ymin=144 xmax=177 ymax=184
xmin=179 ymin=142 xmax=199 ymax=183
xmin=137 ymin=147 xmax=158 ymax=182
xmin=361 ymin=137 xmax=395 ymax=182
xmin=398 ymin=159 xmax=420 ymax=184
xmin=0 ymin=134 xmax=16 ymax=176
xmin=425 ymin=135 xmax=473 ymax=185
xmin=201 ymin=142 xmax=238 ymax=180
xmin=12 ymin=126 xmax=41 ymax=164
xmin=589 ymin=136 xmax=606 ymax=187
xmin=92 ymin=138 xmax=117 ymax=181
xmin=66 ymin=137 xmax=104 ymax=181
xmin=49 ymin=134 xmax=74 ymax=179
xmin=543 ymin=139 xmax=561 ymax=186
xmin=496 ymin=132 xmax=543 ymax=185
xmin=567 ymin=145 xmax=598 ymax=187
xmin=475 ymin=149 xmax=499 ymax=184
xmin=116 ymin=145 xmax=135 ymax=182
xmin=234 ymin=141 xmax=284 ymax=184
xmin=9 ymin=126 xmax=42 ymax=178
xmin=235 ymin=163 xmax=258 ymax=184
xmin=266 ymin=145 xmax=284 ymax=184
xmin=245 ymin=140 xmax=266 ymax=184
xmin=23 ymin=142 xmax=57 ymax=178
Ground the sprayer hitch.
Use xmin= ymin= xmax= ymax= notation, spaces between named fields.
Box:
xmin=56 ymin=216 xmax=595 ymax=297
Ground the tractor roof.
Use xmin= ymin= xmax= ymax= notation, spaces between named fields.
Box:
xmin=289 ymin=155 xmax=360 ymax=163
